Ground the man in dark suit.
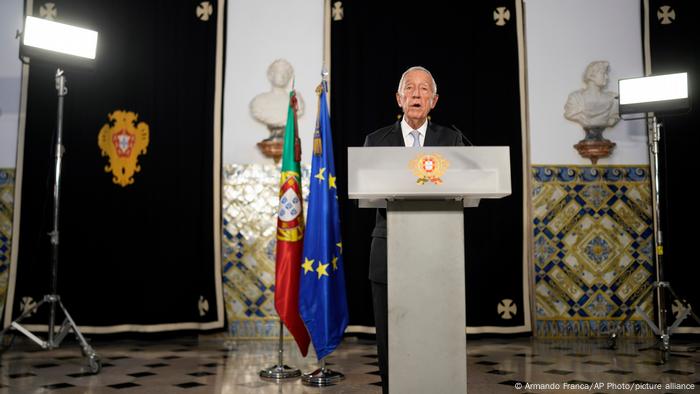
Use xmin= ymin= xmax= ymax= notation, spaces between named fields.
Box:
xmin=363 ymin=66 xmax=463 ymax=393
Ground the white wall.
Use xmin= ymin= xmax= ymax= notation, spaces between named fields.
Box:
xmin=3 ymin=1 xmax=648 ymax=167
xmin=525 ymin=0 xmax=648 ymax=165
xmin=0 ymin=0 xmax=23 ymax=168
xmin=224 ymin=0 xmax=324 ymax=166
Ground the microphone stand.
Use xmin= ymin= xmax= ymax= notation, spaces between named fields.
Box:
xmin=451 ymin=124 xmax=475 ymax=146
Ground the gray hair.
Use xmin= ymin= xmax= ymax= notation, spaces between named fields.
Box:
xmin=397 ymin=66 xmax=437 ymax=96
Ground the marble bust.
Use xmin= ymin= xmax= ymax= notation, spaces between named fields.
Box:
xmin=250 ymin=59 xmax=304 ymax=140
xmin=564 ymin=61 xmax=620 ymax=133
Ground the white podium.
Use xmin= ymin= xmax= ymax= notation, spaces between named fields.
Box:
xmin=348 ymin=147 xmax=511 ymax=394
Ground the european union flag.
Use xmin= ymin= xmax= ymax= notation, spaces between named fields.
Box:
xmin=299 ymin=81 xmax=349 ymax=360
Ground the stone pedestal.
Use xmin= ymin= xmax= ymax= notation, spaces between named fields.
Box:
xmin=574 ymin=127 xmax=616 ymax=164
xmin=257 ymin=139 xmax=283 ymax=163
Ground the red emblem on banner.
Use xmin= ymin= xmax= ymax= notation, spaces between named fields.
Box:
xmin=112 ymin=129 xmax=135 ymax=157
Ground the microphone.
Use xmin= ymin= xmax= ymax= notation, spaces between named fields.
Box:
xmin=451 ymin=124 xmax=475 ymax=146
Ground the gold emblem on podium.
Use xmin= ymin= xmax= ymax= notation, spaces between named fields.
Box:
xmin=409 ymin=153 xmax=449 ymax=185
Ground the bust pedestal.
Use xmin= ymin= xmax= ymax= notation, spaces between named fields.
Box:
xmin=257 ymin=139 xmax=283 ymax=163
xmin=574 ymin=126 xmax=616 ymax=164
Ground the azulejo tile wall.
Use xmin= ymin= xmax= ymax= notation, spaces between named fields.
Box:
xmin=532 ymin=166 xmax=655 ymax=337
xmin=222 ymin=164 xmax=309 ymax=338
xmin=1 ymin=164 xmax=656 ymax=338
xmin=0 ymin=169 xmax=15 ymax=314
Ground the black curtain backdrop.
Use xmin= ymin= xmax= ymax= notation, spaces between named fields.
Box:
xmin=648 ymin=0 xmax=700 ymax=331
xmin=331 ymin=0 xmax=526 ymax=331
xmin=8 ymin=0 xmax=223 ymax=332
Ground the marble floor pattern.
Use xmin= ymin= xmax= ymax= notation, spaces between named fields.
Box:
xmin=0 ymin=333 xmax=697 ymax=393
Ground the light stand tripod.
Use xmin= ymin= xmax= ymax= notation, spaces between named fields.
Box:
xmin=607 ymin=115 xmax=700 ymax=362
xmin=0 ymin=69 xmax=101 ymax=374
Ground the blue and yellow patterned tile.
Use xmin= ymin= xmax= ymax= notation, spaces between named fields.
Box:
xmin=532 ymin=166 xmax=654 ymax=337
xmin=222 ymin=164 xmax=310 ymax=338
xmin=0 ymin=169 xmax=15 ymax=313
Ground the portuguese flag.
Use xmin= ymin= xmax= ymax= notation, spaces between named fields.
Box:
xmin=274 ymin=91 xmax=310 ymax=356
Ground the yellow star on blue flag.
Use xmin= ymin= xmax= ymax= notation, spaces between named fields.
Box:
xmin=299 ymin=80 xmax=349 ymax=361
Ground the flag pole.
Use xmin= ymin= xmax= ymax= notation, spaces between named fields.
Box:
xmin=259 ymin=321 xmax=301 ymax=380
xmin=261 ymin=82 xmax=309 ymax=380
xmin=300 ymin=69 xmax=346 ymax=387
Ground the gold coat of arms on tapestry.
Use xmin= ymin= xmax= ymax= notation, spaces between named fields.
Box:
xmin=98 ymin=110 xmax=150 ymax=187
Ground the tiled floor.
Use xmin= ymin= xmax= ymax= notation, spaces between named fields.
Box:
xmin=0 ymin=333 xmax=698 ymax=393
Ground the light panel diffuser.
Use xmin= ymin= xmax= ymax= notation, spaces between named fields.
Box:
xmin=618 ymin=73 xmax=689 ymax=114
xmin=23 ymin=16 xmax=98 ymax=60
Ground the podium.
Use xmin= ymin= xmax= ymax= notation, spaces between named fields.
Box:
xmin=348 ymin=147 xmax=511 ymax=393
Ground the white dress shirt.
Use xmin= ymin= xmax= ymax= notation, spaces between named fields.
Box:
xmin=400 ymin=116 xmax=428 ymax=147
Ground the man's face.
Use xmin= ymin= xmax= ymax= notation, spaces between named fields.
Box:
xmin=396 ymin=70 xmax=438 ymax=125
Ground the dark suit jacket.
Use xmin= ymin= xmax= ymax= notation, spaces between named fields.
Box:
xmin=362 ymin=121 xmax=464 ymax=283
